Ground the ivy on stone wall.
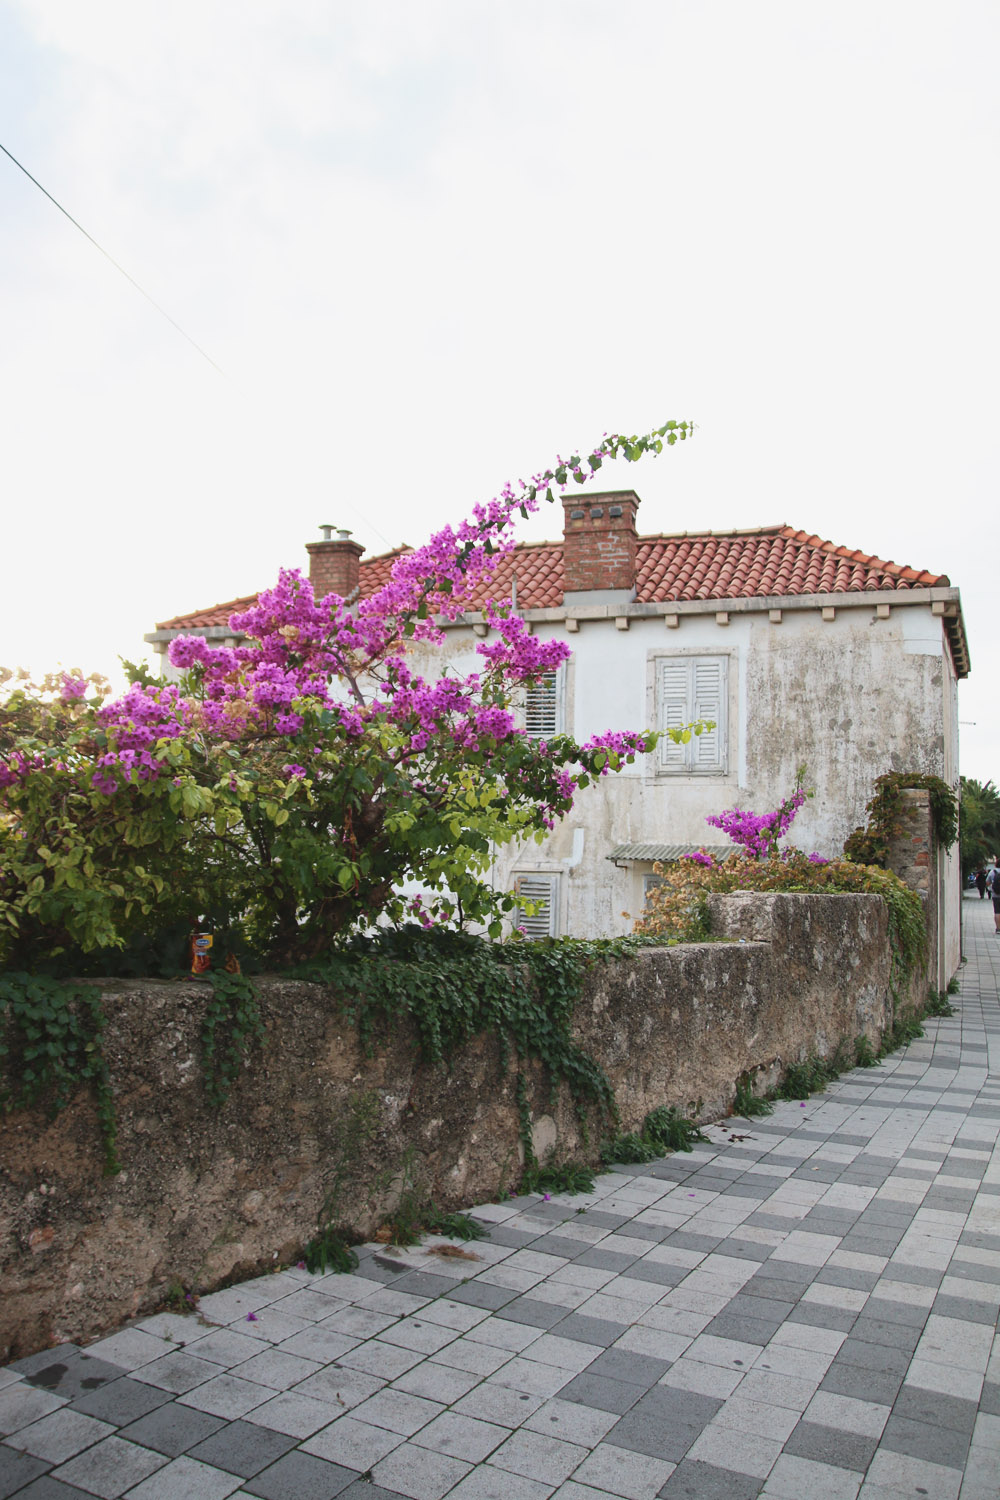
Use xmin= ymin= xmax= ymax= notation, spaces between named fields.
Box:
xmin=293 ymin=927 xmax=654 ymax=1153
xmin=0 ymin=974 xmax=118 ymax=1174
xmin=843 ymin=772 xmax=959 ymax=869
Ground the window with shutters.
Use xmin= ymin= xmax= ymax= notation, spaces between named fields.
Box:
xmin=655 ymin=655 xmax=728 ymax=774
xmin=523 ymin=669 xmax=562 ymax=739
xmin=513 ymin=874 xmax=559 ymax=938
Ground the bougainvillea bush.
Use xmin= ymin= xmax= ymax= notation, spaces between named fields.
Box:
xmin=1 ymin=421 xmax=701 ymax=971
xmin=634 ymin=784 xmax=926 ymax=983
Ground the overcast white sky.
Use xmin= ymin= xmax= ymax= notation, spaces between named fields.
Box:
xmin=1 ymin=1 xmax=997 ymax=781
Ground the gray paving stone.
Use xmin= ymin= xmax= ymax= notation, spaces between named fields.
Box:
xmin=838 ymin=1234 xmax=903 ymax=1257
xmin=391 ymin=1361 xmax=482 ymax=1405
xmin=846 ymin=1317 xmax=921 ymax=1353
xmin=6 ymin=1409 xmax=114 ymax=1464
xmin=819 ymin=1361 xmax=904 ymax=1406
xmin=484 ymin=1227 xmax=545 ymax=1250
xmin=161 ymin=1449 xmax=277 ymax=1499
xmin=830 ymin=1339 xmax=911 ymax=1376
xmin=536 ymin=1237 xmax=598 ymax=1260
xmin=814 ymin=1266 xmax=880 ymax=1292
xmin=931 ymin=1294 xmax=999 ymax=1324
xmin=947 ymin=1258 xmax=1000 ymax=1285
xmin=572 ymin=1211 xmax=631 ymax=1230
xmin=186 ymin=1418 xmax=298 ymax=1477
xmin=0 ymin=1478 xmax=95 ymax=1499
xmin=129 ymin=1349 xmax=222 ymax=1393
xmin=879 ymin=1413 xmax=971 ymax=1469
xmin=705 ymin=1313 xmax=785 ymax=1345
xmin=783 ymin=1419 xmax=878 ymax=1471
xmin=659 ymin=1458 xmax=764 ymax=1497
xmin=704 ymin=1238 xmax=771 ymax=1264
xmin=241 ymin=1450 xmax=357 ymax=1499
xmin=118 ymin=1402 xmax=227 ymax=1456
xmin=978 ymin=1381 xmax=1000 ymax=1415
xmin=50 ymin=1435 xmax=168 ymax=1498
xmin=452 ymin=1384 xmax=543 ymax=1426
xmin=0 ymin=1387 xmax=66 ymax=1438
xmin=959 ymin=1230 xmax=1000 ymax=1251
xmin=7 ymin=1349 xmax=82 ymax=1379
xmin=556 ymin=1372 xmax=643 ymax=1415
xmin=550 ymin=1314 xmax=629 ymax=1347
xmin=337 ymin=1482 xmax=409 ymax=1500
xmin=387 ymin=1272 xmax=463 ymax=1299
xmin=68 ymin=1374 xmax=171 ymax=1424
xmin=725 ymin=1295 xmax=796 ymax=1323
xmin=785 ymin=1304 xmax=857 ymax=1334
xmin=618 ymin=1260 xmax=687 ymax=1289
xmin=863 ymin=1297 xmax=929 ymax=1328
xmin=879 ymin=1262 xmax=944 ymax=1288
xmin=582 ymin=1350 xmax=672 ymax=1388
xmin=740 ymin=1276 xmax=806 ymax=1304
xmin=414 ymin=1411 xmax=508 ymax=1462
xmin=373 ymin=1441 xmax=472 ymax=1500
xmin=0 ymin=1445 xmax=51 ymax=1499
xmin=605 ymin=1387 xmax=721 ymax=1462
xmin=660 ymin=1232 xmax=726 ymax=1254
xmin=447 ymin=1282 xmax=519 ymax=1312
xmin=573 ymin=1247 xmax=641 ymax=1273
xmin=496 ymin=1299 xmax=567 ymax=1330
xmin=23 ymin=1355 xmax=126 ymax=1402
xmin=744 ymin=1264 xmax=812 ymax=1291
xmin=891 ymin=1384 xmax=979 ymax=1434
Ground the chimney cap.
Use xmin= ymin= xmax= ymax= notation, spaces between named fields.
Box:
xmin=318 ymin=524 xmax=353 ymax=542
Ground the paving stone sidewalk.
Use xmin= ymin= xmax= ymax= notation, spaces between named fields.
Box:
xmin=3 ymin=897 xmax=999 ymax=1500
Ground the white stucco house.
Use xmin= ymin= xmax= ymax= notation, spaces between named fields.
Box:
xmin=147 ymin=491 xmax=969 ymax=981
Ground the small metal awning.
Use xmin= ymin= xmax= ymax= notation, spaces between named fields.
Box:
xmin=606 ymin=843 xmax=737 ymax=863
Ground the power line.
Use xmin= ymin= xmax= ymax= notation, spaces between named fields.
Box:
xmin=0 ymin=140 xmax=402 ymax=551
xmin=0 ymin=139 xmax=226 ymax=377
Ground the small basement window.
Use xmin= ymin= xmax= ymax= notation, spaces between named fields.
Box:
xmin=514 ymin=874 xmax=559 ymax=938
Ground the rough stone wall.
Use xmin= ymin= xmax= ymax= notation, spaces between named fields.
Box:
xmin=883 ymin=787 xmax=944 ymax=991
xmin=0 ymin=892 xmax=896 ymax=1360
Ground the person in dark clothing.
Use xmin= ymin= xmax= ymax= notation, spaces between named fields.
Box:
xmin=990 ymin=863 xmax=1000 ymax=934
xmin=976 ymin=868 xmax=988 ymax=899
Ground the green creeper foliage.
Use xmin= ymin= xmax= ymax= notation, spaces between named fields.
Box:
xmin=0 ymin=973 xmax=118 ymax=1173
xmin=843 ymin=771 xmax=959 ymax=867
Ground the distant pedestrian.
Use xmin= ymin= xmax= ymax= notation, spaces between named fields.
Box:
xmin=976 ymin=868 xmax=988 ymax=899
xmin=990 ymin=863 xmax=1000 ymax=934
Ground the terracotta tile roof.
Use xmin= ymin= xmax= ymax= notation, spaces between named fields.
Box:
xmin=156 ymin=592 xmax=260 ymax=631
xmin=155 ymin=525 xmax=948 ymax=632
xmin=634 ymin=525 xmax=947 ymax=602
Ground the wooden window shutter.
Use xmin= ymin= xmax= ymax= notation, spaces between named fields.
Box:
xmin=525 ymin=670 xmax=559 ymax=739
xmin=514 ymin=874 xmax=558 ymax=938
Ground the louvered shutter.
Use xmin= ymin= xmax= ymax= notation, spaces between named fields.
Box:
xmin=692 ymin=658 xmax=726 ymax=772
xmin=657 ymin=661 xmax=688 ymax=771
xmin=656 ymin=656 xmax=728 ymax=773
xmin=515 ymin=875 xmax=558 ymax=938
xmin=525 ymin=671 xmax=559 ymax=739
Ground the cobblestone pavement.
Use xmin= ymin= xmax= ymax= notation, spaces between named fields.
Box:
xmin=2 ymin=898 xmax=999 ymax=1500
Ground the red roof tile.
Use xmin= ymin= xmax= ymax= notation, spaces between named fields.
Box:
xmin=156 ymin=525 xmax=948 ymax=632
xmin=633 ymin=526 xmax=947 ymax=602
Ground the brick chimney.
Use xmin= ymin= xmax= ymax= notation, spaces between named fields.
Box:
xmin=561 ymin=490 xmax=640 ymax=596
xmin=306 ymin=525 xmax=364 ymax=600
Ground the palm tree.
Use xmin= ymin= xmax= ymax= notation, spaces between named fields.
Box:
xmin=960 ymin=778 xmax=1000 ymax=877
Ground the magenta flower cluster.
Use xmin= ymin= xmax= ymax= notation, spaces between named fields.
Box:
xmin=706 ymin=785 xmax=807 ymax=859
xmin=1 ymin=428 xmax=665 ymax=847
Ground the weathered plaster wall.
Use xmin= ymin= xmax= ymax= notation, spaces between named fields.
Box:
xmin=474 ymin=604 xmax=958 ymax=943
xmin=1 ymin=892 xmax=900 ymax=1360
